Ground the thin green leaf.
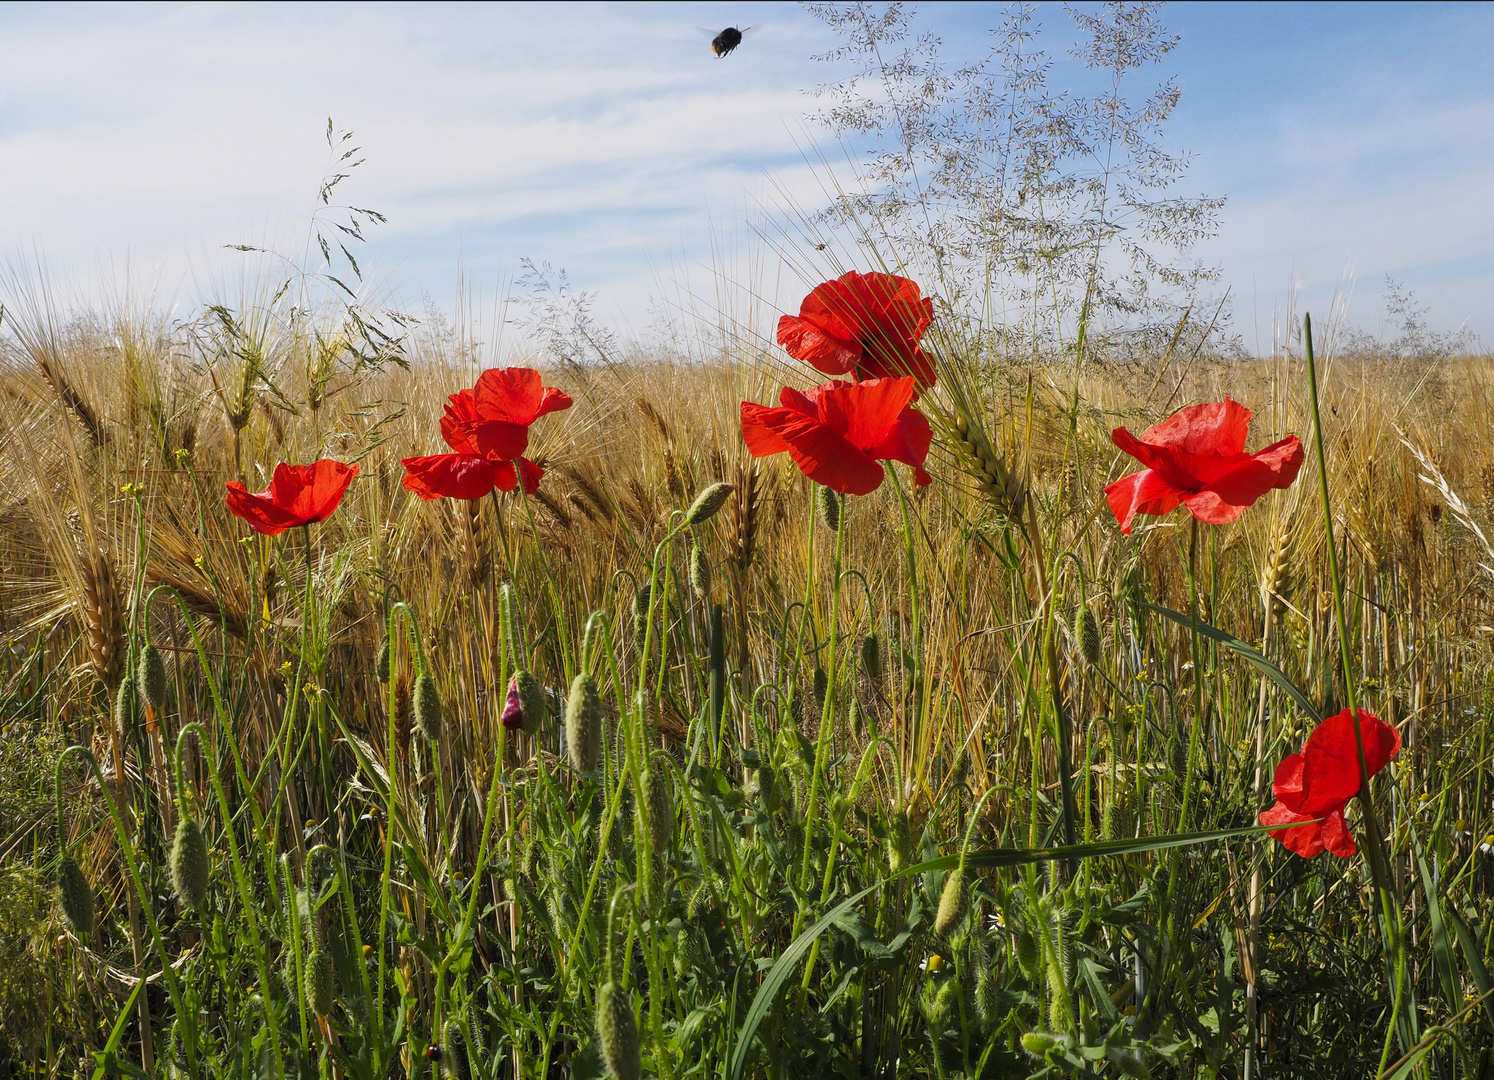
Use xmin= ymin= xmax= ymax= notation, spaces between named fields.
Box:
xmin=1147 ymin=602 xmax=1322 ymax=724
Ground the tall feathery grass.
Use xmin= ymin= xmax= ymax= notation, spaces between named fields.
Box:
xmin=0 ymin=268 xmax=1493 ymax=1080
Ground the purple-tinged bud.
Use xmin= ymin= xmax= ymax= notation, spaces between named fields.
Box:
xmin=502 ymin=675 xmax=524 ymax=731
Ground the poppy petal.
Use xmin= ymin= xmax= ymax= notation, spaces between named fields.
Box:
xmin=225 ymin=482 xmax=305 ymax=536
xmin=1298 ymin=708 xmax=1401 ymax=815
xmin=268 ymin=460 xmax=358 ymax=525
xmin=1181 ymin=489 xmax=1249 ymax=526
xmin=401 ymin=454 xmax=500 ymax=501
xmin=461 ymin=419 xmax=530 ymax=462
xmin=741 ymin=402 xmax=795 ymax=457
xmin=1320 ymin=810 xmax=1357 ymax=857
xmin=1271 ymin=753 xmax=1307 ymax=810
xmin=868 ymin=404 xmax=933 ymax=482
xmin=472 ymin=367 xmax=544 ymax=424
xmin=494 ymin=457 xmax=545 ymax=496
xmin=776 ymin=314 xmax=861 ymax=376
xmin=1103 ymin=469 xmax=1184 ymax=534
xmin=1141 ymin=398 xmax=1252 ymax=457
xmin=1203 ymin=436 xmax=1306 ymax=509
xmin=815 ymin=377 xmax=916 ymax=449
xmin=1111 ymin=426 xmax=1239 ymax=491
xmin=1261 ymin=801 xmax=1331 ymax=858
xmin=533 ymin=386 xmax=574 ymax=420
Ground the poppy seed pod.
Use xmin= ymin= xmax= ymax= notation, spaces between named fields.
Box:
xmin=934 ymin=871 xmax=967 ymax=937
xmin=1073 ymin=606 xmax=1101 ymax=669
xmin=816 ymin=484 xmax=840 ymax=532
xmin=688 ymin=544 xmax=711 ymax=601
xmin=138 ymin=643 xmax=168 ymax=713
xmin=443 ymin=1018 xmax=472 ymax=1080
xmin=565 ymin=673 xmax=602 ymax=773
xmin=413 ymin=673 xmax=443 ymax=741
xmin=57 ymin=855 xmax=94 ymax=937
xmin=595 ymin=981 xmax=641 ymax=1080
xmin=683 ymin=482 xmax=734 ymax=526
xmin=170 ymin=817 xmax=210 ymax=910
xmin=861 ymin=633 xmax=882 ymax=682
xmin=375 ymin=635 xmax=391 ymax=683
xmin=306 ymin=945 xmax=335 ymax=1017
xmin=638 ymin=763 xmax=672 ymax=856
xmin=515 ymin=668 xmax=547 ymax=731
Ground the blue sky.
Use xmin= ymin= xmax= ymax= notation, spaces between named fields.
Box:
xmin=1 ymin=1 xmax=1489 ymax=352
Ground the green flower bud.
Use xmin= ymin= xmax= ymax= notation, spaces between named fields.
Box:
xmin=888 ymin=811 xmax=913 ymax=875
xmin=1015 ymin=926 xmax=1039 ymax=980
xmin=688 ymin=544 xmax=711 ymax=601
xmin=566 ymin=673 xmax=602 ymax=773
xmin=414 ymin=673 xmax=443 ymax=741
xmin=934 ymin=871 xmax=968 ymax=937
xmin=683 ymin=482 xmax=734 ymax=526
xmin=169 ymin=817 xmax=210 ymax=910
xmin=114 ymin=678 xmax=135 ymax=742
xmin=931 ymin=979 xmax=959 ymax=1031
xmin=57 ymin=855 xmax=94 ymax=937
xmin=595 ymin=981 xmax=641 ymax=1080
xmin=306 ymin=945 xmax=335 ymax=1018
xmin=861 ymin=633 xmax=882 ymax=682
xmin=375 ymin=635 xmax=391 ymax=683
xmin=1073 ymin=606 xmax=1101 ymax=668
xmin=515 ymin=668 xmax=547 ymax=731
xmin=443 ymin=1017 xmax=472 ymax=1080
xmin=812 ymin=667 xmax=828 ymax=712
xmin=638 ymin=763 xmax=672 ymax=856
xmin=816 ymin=484 xmax=840 ymax=532
xmin=1021 ymin=1032 xmax=1058 ymax=1056
xmin=137 ymin=643 xmax=168 ymax=713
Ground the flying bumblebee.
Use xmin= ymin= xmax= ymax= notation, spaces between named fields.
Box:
xmin=711 ymin=26 xmax=748 ymax=57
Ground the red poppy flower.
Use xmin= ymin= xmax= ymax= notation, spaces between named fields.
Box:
xmin=1104 ymin=398 xmax=1304 ymax=534
xmin=225 ymin=459 xmax=358 ymax=536
xmin=740 ymin=376 xmax=932 ymax=496
xmin=402 ymin=367 xmax=571 ymax=501
xmin=776 ymin=271 xmax=936 ymax=388
xmin=1260 ymin=708 xmax=1401 ymax=858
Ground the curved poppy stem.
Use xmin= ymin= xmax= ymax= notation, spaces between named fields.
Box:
xmin=1304 ymin=314 xmax=1406 ymax=1059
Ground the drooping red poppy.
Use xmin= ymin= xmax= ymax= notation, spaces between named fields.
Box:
xmin=776 ymin=271 xmax=936 ymax=389
xmin=225 ymin=459 xmax=358 ymax=536
xmin=1104 ymin=398 xmax=1304 ymax=534
xmin=1260 ymin=708 xmax=1401 ymax=858
xmin=402 ymin=367 xmax=571 ymax=501
xmin=740 ymin=376 xmax=932 ymax=496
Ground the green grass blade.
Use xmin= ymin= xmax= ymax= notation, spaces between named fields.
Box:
xmin=1407 ymin=824 xmax=1461 ymax=1020
xmin=1147 ymin=602 xmax=1322 ymax=725
xmin=726 ymin=825 xmax=1260 ymax=1080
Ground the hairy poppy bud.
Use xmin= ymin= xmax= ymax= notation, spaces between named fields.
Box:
xmin=414 ymin=673 xmax=442 ymax=741
xmin=1015 ymin=927 xmax=1039 ymax=980
xmin=812 ymin=667 xmax=828 ymax=712
xmin=57 ymin=855 xmax=94 ymax=937
xmin=443 ymin=1018 xmax=472 ymax=1080
xmin=1073 ymin=606 xmax=1101 ymax=668
xmin=515 ymin=668 xmax=547 ymax=731
xmin=566 ymin=673 xmax=602 ymax=773
xmin=934 ymin=871 xmax=967 ymax=937
xmin=1021 ymin=1032 xmax=1058 ymax=1056
xmin=683 ymin=482 xmax=734 ymax=527
xmin=688 ymin=544 xmax=711 ymax=601
xmin=816 ymin=484 xmax=840 ymax=532
xmin=595 ymin=981 xmax=641 ymax=1080
xmin=374 ymin=635 xmax=391 ymax=683
xmin=638 ymin=763 xmax=672 ymax=856
xmin=975 ymin=968 xmax=999 ymax=1031
xmin=138 ymin=643 xmax=168 ymax=713
xmin=861 ymin=633 xmax=882 ymax=682
xmin=632 ymin=584 xmax=651 ymax=650
xmin=306 ymin=945 xmax=335 ymax=1017
xmin=170 ymin=817 xmax=210 ymax=910
xmin=888 ymin=811 xmax=912 ymax=874
xmin=114 ymin=679 xmax=135 ymax=742
xmin=501 ymin=583 xmax=526 ymax=664
xmin=931 ymin=979 xmax=959 ymax=1031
